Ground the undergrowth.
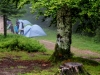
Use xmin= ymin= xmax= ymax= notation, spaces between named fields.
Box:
xmin=0 ymin=34 xmax=47 ymax=52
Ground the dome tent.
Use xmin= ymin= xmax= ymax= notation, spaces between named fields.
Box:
xmin=18 ymin=19 xmax=32 ymax=26
xmin=24 ymin=24 xmax=46 ymax=37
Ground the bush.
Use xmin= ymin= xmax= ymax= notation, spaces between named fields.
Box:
xmin=0 ymin=34 xmax=47 ymax=52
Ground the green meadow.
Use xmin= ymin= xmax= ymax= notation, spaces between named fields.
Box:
xmin=3 ymin=20 xmax=100 ymax=75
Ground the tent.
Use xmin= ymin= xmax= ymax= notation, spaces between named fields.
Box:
xmin=18 ymin=19 xmax=32 ymax=26
xmin=24 ymin=24 xmax=46 ymax=37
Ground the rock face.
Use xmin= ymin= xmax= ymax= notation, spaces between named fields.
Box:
xmin=0 ymin=16 xmax=4 ymax=33
xmin=59 ymin=62 xmax=90 ymax=75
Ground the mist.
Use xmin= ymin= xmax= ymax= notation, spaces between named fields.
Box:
xmin=20 ymin=5 xmax=56 ymax=30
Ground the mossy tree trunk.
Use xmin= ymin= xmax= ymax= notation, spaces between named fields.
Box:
xmin=50 ymin=5 xmax=72 ymax=62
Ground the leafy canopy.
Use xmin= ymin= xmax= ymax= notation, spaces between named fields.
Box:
xmin=2 ymin=0 xmax=99 ymax=20
xmin=3 ymin=0 xmax=100 ymax=24
xmin=17 ymin=0 xmax=100 ymax=24
xmin=18 ymin=0 xmax=80 ymax=17
xmin=2 ymin=0 xmax=99 ymax=18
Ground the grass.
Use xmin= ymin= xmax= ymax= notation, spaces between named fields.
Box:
xmin=85 ymin=65 xmax=100 ymax=75
xmin=0 ymin=50 xmax=52 ymax=61
xmin=72 ymin=34 xmax=100 ymax=53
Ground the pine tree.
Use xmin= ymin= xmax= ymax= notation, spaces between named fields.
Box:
xmin=0 ymin=0 xmax=25 ymax=37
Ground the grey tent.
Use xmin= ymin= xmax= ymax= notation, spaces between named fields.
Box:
xmin=24 ymin=24 xmax=46 ymax=37
xmin=18 ymin=19 xmax=32 ymax=26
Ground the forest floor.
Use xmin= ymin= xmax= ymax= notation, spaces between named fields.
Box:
xmin=0 ymin=40 xmax=100 ymax=75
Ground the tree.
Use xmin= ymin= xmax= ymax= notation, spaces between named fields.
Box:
xmin=0 ymin=0 xmax=26 ymax=37
xmin=18 ymin=0 xmax=79 ymax=61
xmin=5 ymin=0 xmax=100 ymax=61
xmin=74 ymin=0 xmax=100 ymax=36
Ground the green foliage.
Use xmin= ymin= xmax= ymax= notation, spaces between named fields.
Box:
xmin=72 ymin=0 xmax=100 ymax=36
xmin=17 ymin=0 xmax=100 ymax=19
xmin=0 ymin=34 xmax=47 ymax=52
xmin=0 ymin=0 xmax=26 ymax=18
xmin=94 ymin=26 xmax=100 ymax=43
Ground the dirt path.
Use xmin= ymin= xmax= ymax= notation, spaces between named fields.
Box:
xmin=39 ymin=40 xmax=100 ymax=62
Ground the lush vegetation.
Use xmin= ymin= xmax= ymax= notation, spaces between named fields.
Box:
xmin=0 ymin=0 xmax=100 ymax=74
xmin=0 ymin=34 xmax=47 ymax=52
xmin=0 ymin=29 xmax=100 ymax=75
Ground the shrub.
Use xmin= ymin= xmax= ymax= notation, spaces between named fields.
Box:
xmin=0 ymin=34 xmax=47 ymax=52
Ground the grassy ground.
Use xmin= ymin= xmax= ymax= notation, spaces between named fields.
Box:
xmin=72 ymin=34 xmax=100 ymax=53
xmin=0 ymin=50 xmax=100 ymax=75
xmin=5 ymin=19 xmax=100 ymax=74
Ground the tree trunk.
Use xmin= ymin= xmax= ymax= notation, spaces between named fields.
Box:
xmin=59 ymin=62 xmax=90 ymax=75
xmin=3 ymin=15 xmax=7 ymax=37
xmin=50 ymin=5 xmax=72 ymax=62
